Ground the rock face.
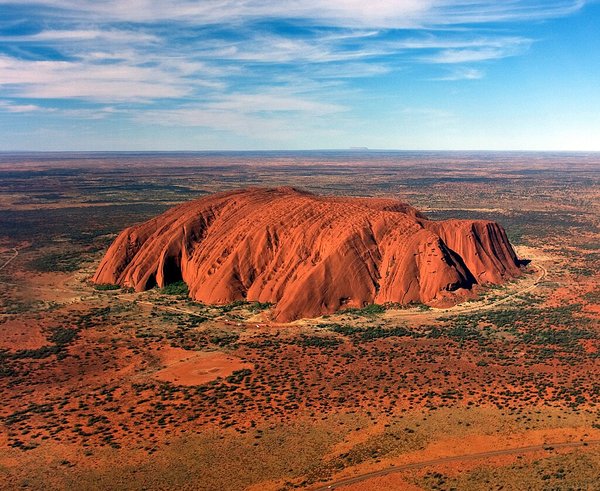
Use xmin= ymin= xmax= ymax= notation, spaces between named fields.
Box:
xmin=93 ymin=187 xmax=521 ymax=321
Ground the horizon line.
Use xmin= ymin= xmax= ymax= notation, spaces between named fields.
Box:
xmin=1 ymin=148 xmax=600 ymax=154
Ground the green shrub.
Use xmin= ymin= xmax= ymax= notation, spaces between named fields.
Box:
xmin=160 ymin=281 xmax=189 ymax=296
xmin=344 ymin=303 xmax=386 ymax=316
xmin=49 ymin=327 xmax=78 ymax=345
xmin=94 ymin=283 xmax=120 ymax=291
xmin=28 ymin=251 xmax=84 ymax=273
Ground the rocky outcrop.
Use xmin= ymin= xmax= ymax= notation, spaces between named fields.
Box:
xmin=93 ymin=187 xmax=521 ymax=321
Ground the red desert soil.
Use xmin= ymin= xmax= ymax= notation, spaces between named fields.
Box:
xmin=94 ymin=187 xmax=521 ymax=321
xmin=152 ymin=347 xmax=253 ymax=386
xmin=0 ymin=319 xmax=47 ymax=351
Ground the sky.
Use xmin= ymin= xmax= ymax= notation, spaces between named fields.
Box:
xmin=0 ymin=0 xmax=599 ymax=151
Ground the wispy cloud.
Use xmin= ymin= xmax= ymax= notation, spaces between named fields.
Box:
xmin=400 ymin=107 xmax=458 ymax=126
xmin=0 ymin=54 xmax=222 ymax=102
xmin=433 ymin=67 xmax=485 ymax=81
xmin=0 ymin=0 xmax=585 ymax=26
xmin=137 ymin=97 xmax=348 ymax=143
xmin=0 ymin=29 xmax=159 ymax=43
xmin=136 ymin=91 xmax=346 ymax=134
xmin=0 ymin=0 xmax=589 ymax=147
xmin=0 ymin=100 xmax=44 ymax=113
xmin=423 ymin=43 xmax=530 ymax=64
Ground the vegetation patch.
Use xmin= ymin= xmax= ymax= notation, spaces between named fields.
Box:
xmin=28 ymin=250 xmax=84 ymax=273
xmin=94 ymin=283 xmax=120 ymax=291
xmin=160 ymin=281 xmax=189 ymax=296
xmin=212 ymin=300 xmax=272 ymax=313
xmin=343 ymin=303 xmax=387 ymax=316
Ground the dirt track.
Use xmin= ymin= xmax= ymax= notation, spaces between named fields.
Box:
xmin=439 ymin=262 xmax=547 ymax=315
xmin=0 ymin=247 xmax=18 ymax=272
xmin=103 ymin=263 xmax=548 ymax=325
xmin=314 ymin=439 xmax=599 ymax=490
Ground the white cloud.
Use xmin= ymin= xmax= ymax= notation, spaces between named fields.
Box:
xmin=0 ymin=54 xmax=221 ymax=102
xmin=433 ymin=67 xmax=485 ymax=81
xmin=424 ymin=47 xmax=519 ymax=64
xmin=139 ymin=92 xmax=344 ymax=123
xmin=0 ymin=0 xmax=589 ymax=143
xmin=0 ymin=100 xmax=125 ymax=120
xmin=132 ymin=90 xmax=348 ymax=142
xmin=0 ymin=29 xmax=158 ymax=43
xmin=390 ymin=36 xmax=530 ymax=51
xmin=0 ymin=0 xmax=432 ymax=26
xmin=309 ymin=63 xmax=391 ymax=79
xmin=188 ymin=31 xmax=532 ymax=69
xmin=204 ymin=93 xmax=345 ymax=115
xmin=0 ymin=0 xmax=585 ymax=27
xmin=0 ymin=100 xmax=44 ymax=112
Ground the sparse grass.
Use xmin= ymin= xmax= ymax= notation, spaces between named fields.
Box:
xmin=416 ymin=446 xmax=600 ymax=491
xmin=343 ymin=303 xmax=386 ymax=316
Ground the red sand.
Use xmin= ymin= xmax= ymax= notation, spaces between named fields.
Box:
xmin=94 ymin=187 xmax=520 ymax=321
xmin=0 ymin=319 xmax=47 ymax=351
xmin=153 ymin=347 xmax=253 ymax=386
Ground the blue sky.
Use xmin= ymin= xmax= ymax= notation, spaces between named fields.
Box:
xmin=0 ymin=0 xmax=598 ymax=151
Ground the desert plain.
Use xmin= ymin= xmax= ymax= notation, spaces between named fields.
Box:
xmin=0 ymin=151 xmax=598 ymax=490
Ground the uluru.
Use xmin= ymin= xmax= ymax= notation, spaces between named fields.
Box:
xmin=93 ymin=187 xmax=521 ymax=321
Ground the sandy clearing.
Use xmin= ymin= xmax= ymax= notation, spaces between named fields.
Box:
xmin=152 ymin=347 xmax=253 ymax=386
xmin=0 ymin=318 xmax=47 ymax=350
